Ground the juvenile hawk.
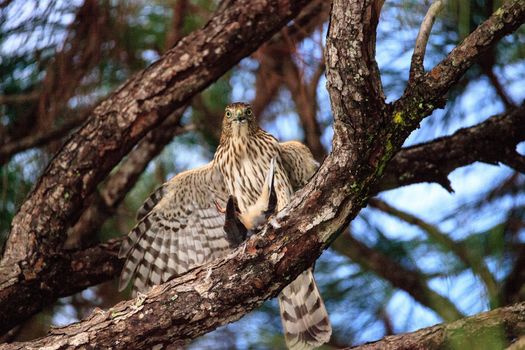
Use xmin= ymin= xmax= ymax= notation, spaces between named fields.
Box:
xmin=119 ymin=102 xmax=331 ymax=349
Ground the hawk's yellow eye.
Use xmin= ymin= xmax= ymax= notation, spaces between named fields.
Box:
xmin=246 ymin=108 xmax=252 ymax=116
xmin=226 ymin=111 xmax=232 ymax=118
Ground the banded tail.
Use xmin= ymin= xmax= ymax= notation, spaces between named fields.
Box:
xmin=279 ymin=269 xmax=332 ymax=350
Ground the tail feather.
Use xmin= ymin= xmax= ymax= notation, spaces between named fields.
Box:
xmin=279 ymin=269 xmax=331 ymax=350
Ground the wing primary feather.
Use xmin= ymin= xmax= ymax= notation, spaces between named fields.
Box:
xmin=136 ymin=185 xmax=166 ymax=221
xmin=118 ymin=215 xmax=154 ymax=291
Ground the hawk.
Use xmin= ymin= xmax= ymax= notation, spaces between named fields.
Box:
xmin=119 ymin=102 xmax=331 ymax=349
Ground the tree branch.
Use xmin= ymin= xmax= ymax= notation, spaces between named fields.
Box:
xmin=66 ymin=108 xmax=189 ymax=248
xmin=503 ymin=245 xmax=525 ymax=305
xmin=222 ymin=2 xmax=330 ymax=121
xmin=409 ymin=0 xmax=446 ymax=82
xmin=369 ymin=198 xmax=500 ymax=307
xmin=0 ymin=0 xmax=317 ymax=334
xmin=1 ymin=100 xmax=520 ymax=339
xmin=377 ymin=103 xmax=525 ymax=192
xmin=344 ymin=301 xmax=525 ymax=350
xmin=0 ymin=238 xmax=123 ymax=340
xmin=502 ymin=153 xmax=525 ymax=174
xmin=397 ymin=0 xmax=525 ymax=135
xmin=5 ymin=105 xmax=518 ymax=330
xmin=0 ymin=112 xmax=87 ymax=166
xmin=332 ymin=233 xmax=464 ymax=322
xmin=481 ymin=64 xmax=517 ymax=109
xmin=0 ymin=0 xmax=388 ymax=346
xmin=281 ymin=54 xmax=326 ymax=160
xmin=0 ymin=91 xmax=40 ymax=105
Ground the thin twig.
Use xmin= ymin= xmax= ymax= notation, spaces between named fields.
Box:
xmin=409 ymin=0 xmax=446 ymax=82
xmin=281 ymin=54 xmax=325 ymax=160
xmin=0 ymin=113 xmax=87 ymax=165
xmin=308 ymin=55 xmax=325 ymax=99
xmin=482 ymin=65 xmax=517 ymax=109
xmin=0 ymin=91 xmax=40 ymax=105
xmin=332 ymin=232 xmax=464 ymax=321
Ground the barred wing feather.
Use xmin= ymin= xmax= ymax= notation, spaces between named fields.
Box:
xmin=118 ymin=163 xmax=229 ymax=295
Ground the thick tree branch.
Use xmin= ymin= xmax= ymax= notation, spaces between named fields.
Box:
xmin=396 ymin=0 xmax=525 ymax=136
xmin=0 ymin=239 xmax=123 ymax=341
xmin=0 ymin=0 xmax=316 ymax=334
xmin=21 ymin=106 xmax=520 ymax=322
xmin=1 ymin=0 xmax=523 ymax=347
xmin=0 ymin=0 xmax=389 ymax=347
xmin=1 ymin=111 xmax=189 ymax=335
xmin=66 ymin=108 xmax=189 ymax=248
xmin=377 ymin=103 xmax=525 ymax=192
xmin=344 ymin=301 xmax=525 ymax=350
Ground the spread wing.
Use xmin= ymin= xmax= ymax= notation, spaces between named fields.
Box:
xmin=118 ymin=163 xmax=229 ymax=295
xmin=280 ymin=141 xmax=319 ymax=190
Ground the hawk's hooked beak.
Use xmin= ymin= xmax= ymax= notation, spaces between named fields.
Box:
xmin=234 ymin=111 xmax=247 ymax=123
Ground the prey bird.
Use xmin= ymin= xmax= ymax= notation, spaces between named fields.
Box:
xmin=221 ymin=157 xmax=278 ymax=246
xmin=118 ymin=102 xmax=331 ymax=349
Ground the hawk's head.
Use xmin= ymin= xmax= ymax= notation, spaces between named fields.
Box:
xmin=221 ymin=102 xmax=259 ymax=139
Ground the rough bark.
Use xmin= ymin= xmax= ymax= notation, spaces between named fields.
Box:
xmin=66 ymin=108 xmax=189 ymax=248
xmin=1 ymin=0 xmax=523 ymax=347
xmin=0 ymin=0 xmax=316 ymax=334
xmin=344 ymin=301 xmax=525 ymax=350
xmin=378 ymin=103 xmax=525 ymax=193
xmin=0 ymin=238 xmax=122 ymax=340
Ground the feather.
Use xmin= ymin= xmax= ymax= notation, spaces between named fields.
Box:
xmin=279 ymin=269 xmax=332 ymax=350
xmin=118 ymin=163 xmax=229 ymax=295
